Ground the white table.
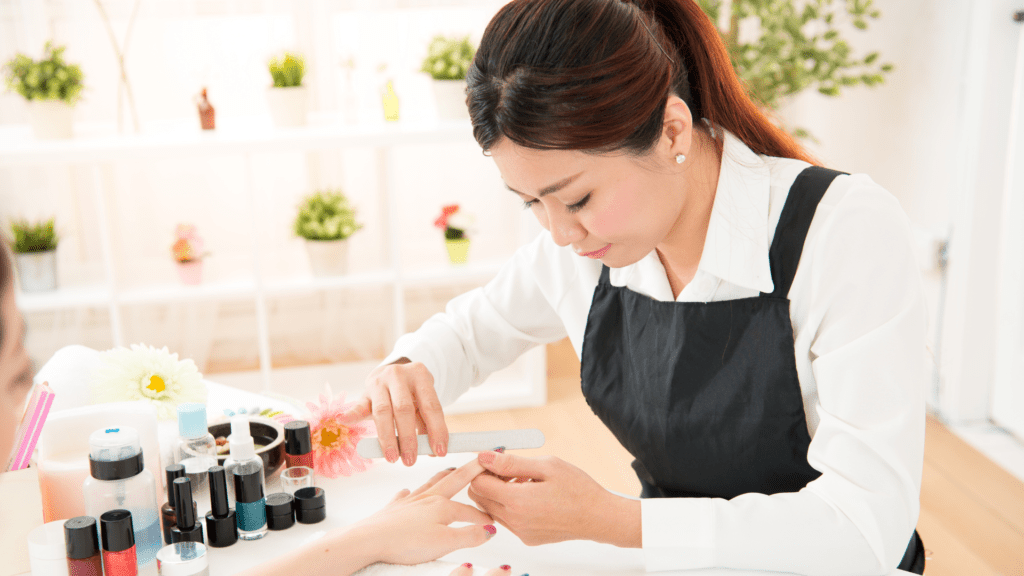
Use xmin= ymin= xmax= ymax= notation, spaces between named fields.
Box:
xmin=200 ymin=453 xmax=914 ymax=576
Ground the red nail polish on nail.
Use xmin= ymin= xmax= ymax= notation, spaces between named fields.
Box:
xmin=446 ymin=467 xmax=456 ymax=471
xmin=500 ymin=565 xmax=511 ymax=571
xmin=483 ymin=524 xmax=497 ymax=535
xmin=462 ymin=563 xmax=473 ymax=568
xmin=494 ymin=446 xmax=506 ymax=453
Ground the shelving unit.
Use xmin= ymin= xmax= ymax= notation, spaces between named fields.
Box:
xmin=0 ymin=118 xmax=547 ymax=412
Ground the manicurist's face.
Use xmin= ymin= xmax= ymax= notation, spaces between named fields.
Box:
xmin=0 ymin=279 xmax=33 ymax=465
xmin=489 ymin=96 xmax=699 ymax=268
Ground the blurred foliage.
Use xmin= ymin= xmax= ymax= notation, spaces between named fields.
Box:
xmin=269 ymin=52 xmax=306 ymax=88
xmin=3 ymin=41 xmax=84 ymax=104
xmin=294 ymin=190 xmax=363 ymax=241
xmin=9 ymin=218 xmax=58 ymax=253
xmin=421 ymin=35 xmax=476 ymax=81
xmin=697 ymin=0 xmax=894 ymax=110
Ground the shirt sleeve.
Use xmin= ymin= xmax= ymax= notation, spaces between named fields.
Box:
xmin=642 ymin=177 xmax=928 ymax=575
xmin=382 ymin=232 xmax=573 ymax=407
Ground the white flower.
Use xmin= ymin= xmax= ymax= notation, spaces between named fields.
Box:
xmin=91 ymin=344 xmax=208 ymax=420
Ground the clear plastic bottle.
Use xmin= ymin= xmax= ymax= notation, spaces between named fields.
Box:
xmin=82 ymin=427 xmax=162 ymax=567
xmin=221 ymin=418 xmax=262 ymax=502
xmin=172 ymin=404 xmax=217 ymax=518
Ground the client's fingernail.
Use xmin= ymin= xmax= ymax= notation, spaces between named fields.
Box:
xmin=478 ymin=451 xmax=496 ymax=464
xmin=484 ymin=524 xmax=497 ymax=536
xmin=436 ymin=443 xmax=446 ymax=457
xmin=493 ymin=446 xmax=506 ymax=453
xmin=462 ymin=563 xmax=473 ymax=568
xmin=446 ymin=467 xmax=456 ymax=471
xmin=402 ymin=452 xmax=413 ymax=466
xmin=384 ymin=449 xmax=398 ymax=463
xmin=500 ymin=565 xmax=511 ymax=572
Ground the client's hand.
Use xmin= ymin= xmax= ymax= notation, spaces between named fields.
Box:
xmin=468 ymin=451 xmax=642 ymax=548
xmin=447 ymin=563 xmax=513 ymax=576
xmin=350 ymin=458 xmax=497 ymax=566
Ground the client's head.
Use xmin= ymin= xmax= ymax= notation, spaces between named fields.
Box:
xmin=0 ymin=245 xmax=33 ymax=463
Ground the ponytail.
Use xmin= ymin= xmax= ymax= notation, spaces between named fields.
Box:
xmin=467 ymin=0 xmax=816 ymax=164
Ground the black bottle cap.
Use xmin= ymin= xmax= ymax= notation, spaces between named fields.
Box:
xmin=265 ymin=492 xmax=295 ymax=531
xmin=165 ymin=464 xmax=186 ymax=505
xmin=205 ymin=509 xmax=238 ymax=548
xmin=208 ymin=466 xmax=229 ymax=518
xmin=294 ymin=486 xmax=326 ymax=524
xmin=99 ymin=510 xmax=135 ymax=553
xmin=172 ymin=478 xmax=197 ymax=530
xmin=284 ymin=421 xmax=312 ymax=456
xmin=64 ymin=516 xmax=100 ymax=559
xmin=170 ymin=523 xmax=205 ymax=544
xmin=89 ymin=451 xmax=144 ymax=481
xmin=232 ymin=461 xmax=264 ymax=504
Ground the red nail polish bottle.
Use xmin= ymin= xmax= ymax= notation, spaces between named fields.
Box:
xmin=100 ymin=510 xmax=138 ymax=576
xmin=64 ymin=516 xmax=102 ymax=576
xmin=283 ymin=421 xmax=314 ymax=469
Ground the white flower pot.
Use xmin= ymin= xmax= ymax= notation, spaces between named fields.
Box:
xmin=15 ymin=249 xmax=58 ymax=292
xmin=431 ymin=80 xmax=469 ymax=121
xmin=29 ymin=100 xmax=74 ymax=140
xmin=267 ymin=86 xmax=309 ymax=128
xmin=304 ymin=239 xmax=349 ymax=277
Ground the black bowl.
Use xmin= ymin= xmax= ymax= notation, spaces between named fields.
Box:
xmin=208 ymin=417 xmax=285 ymax=477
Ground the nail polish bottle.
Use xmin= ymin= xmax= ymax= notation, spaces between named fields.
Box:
xmin=265 ymin=492 xmax=295 ymax=531
xmin=222 ymin=418 xmax=262 ymax=502
xmin=283 ymin=421 xmax=314 ymax=469
xmin=161 ymin=465 xmax=185 ymax=545
xmin=173 ymin=404 xmax=217 ymax=519
xmin=156 ymin=542 xmax=209 ymax=576
xmin=100 ymin=510 xmax=137 ymax=576
xmin=169 ymin=478 xmax=204 ymax=544
xmin=293 ymin=486 xmax=326 ymax=524
xmin=83 ymin=427 xmax=161 ymax=566
xmin=203 ymin=466 xmax=237 ymax=548
xmin=64 ymin=516 xmax=102 ymax=576
xmin=232 ymin=460 xmax=267 ymax=540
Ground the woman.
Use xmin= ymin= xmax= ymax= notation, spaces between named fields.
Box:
xmin=343 ymin=0 xmax=928 ymax=574
xmin=0 ymin=246 xmax=510 ymax=575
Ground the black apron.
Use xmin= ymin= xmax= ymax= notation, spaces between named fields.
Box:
xmin=579 ymin=166 xmax=925 ymax=573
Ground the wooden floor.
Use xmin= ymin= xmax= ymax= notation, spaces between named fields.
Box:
xmin=447 ymin=339 xmax=1024 ymax=576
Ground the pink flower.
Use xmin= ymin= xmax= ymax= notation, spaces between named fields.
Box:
xmin=434 ymin=204 xmax=460 ymax=230
xmin=305 ymin=384 xmax=375 ymax=478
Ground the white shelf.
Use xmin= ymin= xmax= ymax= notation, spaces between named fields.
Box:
xmin=404 ymin=259 xmax=506 ymax=283
xmin=264 ymin=269 xmax=397 ymax=295
xmin=119 ymin=279 xmax=258 ymax=304
xmin=16 ymin=284 xmax=111 ymax=312
xmin=0 ymin=117 xmax=476 ymax=165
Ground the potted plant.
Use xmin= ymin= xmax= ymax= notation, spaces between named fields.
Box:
xmin=8 ymin=218 xmax=59 ymax=292
xmin=433 ymin=204 xmax=471 ymax=265
xmin=3 ymin=41 xmax=85 ymax=140
xmin=266 ymin=52 xmax=307 ymax=128
xmin=294 ymin=190 xmax=363 ymax=277
xmin=171 ymin=224 xmax=208 ymax=285
xmin=420 ymin=35 xmax=475 ymax=121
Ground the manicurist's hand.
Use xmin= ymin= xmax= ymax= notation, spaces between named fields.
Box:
xmin=343 ymin=357 xmax=449 ymax=466
xmin=348 ymin=458 xmax=497 ymax=566
xmin=468 ymin=451 xmax=642 ymax=548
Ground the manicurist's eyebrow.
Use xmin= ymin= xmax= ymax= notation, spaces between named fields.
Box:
xmin=505 ymin=171 xmax=584 ymax=198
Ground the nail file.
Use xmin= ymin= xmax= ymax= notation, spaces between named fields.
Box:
xmin=356 ymin=429 xmax=546 ymax=459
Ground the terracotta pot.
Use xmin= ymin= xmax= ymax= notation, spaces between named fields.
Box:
xmin=176 ymin=260 xmax=203 ymax=285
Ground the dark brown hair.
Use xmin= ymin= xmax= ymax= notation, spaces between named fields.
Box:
xmin=0 ymin=245 xmax=10 ymax=350
xmin=467 ymin=0 xmax=815 ymax=163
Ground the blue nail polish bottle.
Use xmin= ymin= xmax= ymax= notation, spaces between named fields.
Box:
xmin=232 ymin=461 xmax=266 ymax=540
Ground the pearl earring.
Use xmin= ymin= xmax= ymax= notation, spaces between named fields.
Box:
xmin=675 ymin=153 xmax=686 ymax=164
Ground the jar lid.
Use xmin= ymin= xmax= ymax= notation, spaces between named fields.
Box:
xmin=27 ymin=520 xmax=67 ymax=561
xmin=293 ymin=486 xmax=325 ymax=510
xmin=177 ymin=403 xmax=209 ymax=439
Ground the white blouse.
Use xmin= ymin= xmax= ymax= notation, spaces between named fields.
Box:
xmin=384 ymin=131 xmax=928 ymax=575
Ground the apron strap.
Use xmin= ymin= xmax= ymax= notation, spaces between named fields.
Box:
xmin=764 ymin=166 xmax=847 ymax=299
xmin=598 ymin=264 xmax=612 ymax=286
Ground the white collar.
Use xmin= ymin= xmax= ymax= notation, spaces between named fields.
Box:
xmin=695 ymin=130 xmax=775 ymax=294
xmin=612 ymin=130 xmax=776 ymax=299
